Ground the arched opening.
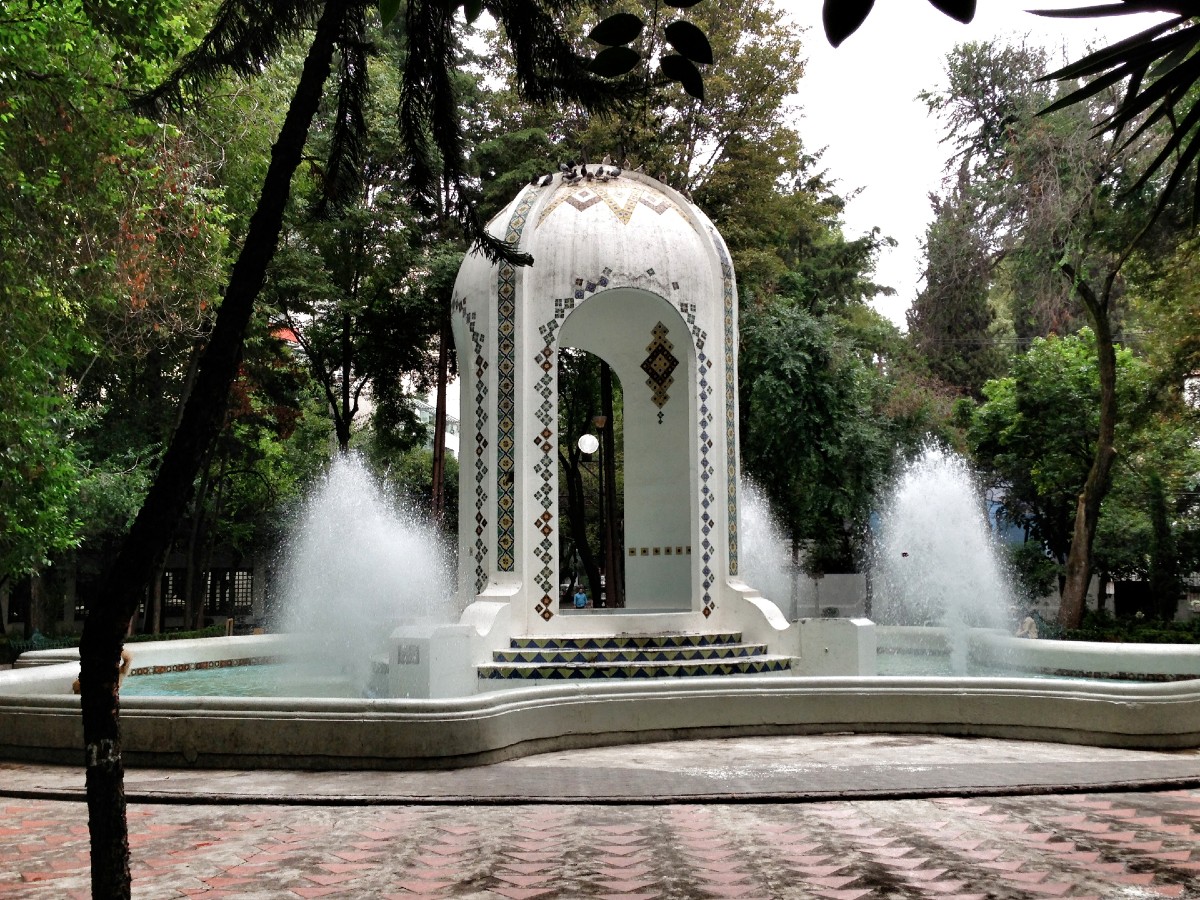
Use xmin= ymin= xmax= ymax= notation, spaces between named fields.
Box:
xmin=556 ymin=289 xmax=695 ymax=612
xmin=556 ymin=348 xmax=624 ymax=609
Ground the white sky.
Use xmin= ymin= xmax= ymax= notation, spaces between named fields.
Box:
xmin=781 ymin=1 xmax=1171 ymax=328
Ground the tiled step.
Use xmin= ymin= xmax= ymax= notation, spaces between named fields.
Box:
xmin=508 ymin=632 xmax=743 ymax=651
xmin=492 ymin=643 xmax=770 ymax=664
xmin=479 ymin=631 xmax=795 ymax=683
xmin=477 ymin=655 xmax=796 ymax=681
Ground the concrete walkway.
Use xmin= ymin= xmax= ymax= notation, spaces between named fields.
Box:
xmin=3 ymin=734 xmax=1200 ymax=898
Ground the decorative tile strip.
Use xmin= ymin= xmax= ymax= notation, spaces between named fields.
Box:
xmin=627 ymin=545 xmax=691 ymax=556
xmin=453 ymin=295 xmax=490 ymax=594
xmin=478 ymin=657 xmax=791 ymax=680
xmin=495 ymin=188 xmax=537 ymax=572
xmin=533 ymin=318 xmax=560 ymax=621
xmin=128 ymin=656 xmax=284 ymax=678
xmin=508 ymin=633 xmax=742 ymax=651
xmin=697 ymin=343 xmax=715 ymax=618
xmin=714 ymin=233 xmax=739 ymax=578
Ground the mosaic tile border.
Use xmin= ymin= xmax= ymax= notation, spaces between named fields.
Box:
xmin=128 ymin=656 xmax=282 ymax=678
xmin=533 ymin=315 xmax=561 ymax=621
xmin=493 ymin=644 xmax=762 ymax=664
xmin=627 ymin=545 xmax=692 ymax=557
xmin=452 ymin=295 xmax=490 ymax=594
xmin=510 ymin=633 xmax=742 ymax=650
xmin=478 ymin=658 xmax=792 ymax=680
xmin=536 ymin=182 xmax=686 ymax=228
xmin=495 ymin=188 xmax=537 ymax=573
xmin=714 ymin=232 xmax=739 ymax=578
xmin=696 ymin=335 xmax=715 ymax=618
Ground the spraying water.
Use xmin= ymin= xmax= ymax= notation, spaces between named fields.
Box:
xmin=739 ymin=478 xmax=795 ymax=618
xmin=274 ymin=453 xmax=455 ymax=693
xmin=871 ymin=445 xmax=1016 ymax=673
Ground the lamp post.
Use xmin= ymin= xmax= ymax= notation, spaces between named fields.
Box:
xmin=576 ymin=432 xmax=601 ymax=606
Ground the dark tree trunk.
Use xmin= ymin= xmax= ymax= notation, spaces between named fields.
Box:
xmin=1057 ymin=270 xmax=1118 ymax=630
xmin=431 ymin=316 xmax=450 ymax=525
xmin=76 ymin=7 xmax=345 ymax=896
xmin=561 ymin=448 xmax=601 ymax=607
xmin=337 ymin=309 xmax=353 ymax=452
xmin=599 ymin=362 xmax=623 ymax=607
xmin=184 ymin=459 xmax=213 ymax=630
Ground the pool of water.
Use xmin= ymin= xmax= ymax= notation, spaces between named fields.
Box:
xmin=120 ymin=664 xmax=362 ymax=698
xmin=118 ymin=655 xmax=1080 ymax=699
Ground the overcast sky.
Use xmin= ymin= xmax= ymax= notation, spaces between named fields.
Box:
xmin=781 ymin=1 xmax=1170 ymax=328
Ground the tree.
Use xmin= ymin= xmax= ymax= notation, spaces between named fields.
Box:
xmin=0 ymin=0 xmax=219 ymax=590
xmin=739 ymin=303 xmax=893 ymax=573
xmin=923 ymin=38 xmax=1168 ymax=627
xmin=74 ymin=0 xmax=643 ymax=892
xmin=968 ymin=329 xmax=1150 ymax=577
xmin=908 ymin=167 xmax=1004 ymax=397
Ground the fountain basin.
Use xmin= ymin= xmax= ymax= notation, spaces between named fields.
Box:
xmin=3 ymin=633 xmax=1200 ymax=769
xmin=878 ymin=626 xmax=1200 ymax=681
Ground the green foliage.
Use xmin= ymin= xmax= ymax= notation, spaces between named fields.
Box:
xmin=908 ymin=172 xmax=1004 ymax=397
xmin=1063 ymin=609 xmax=1200 ymax=645
xmin=374 ymin=446 xmax=461 ymax=541
xmin=968 ymin=328 xmax=1150 ymax=564
xmin=0 ymin=0 xmax=227 ymax=584
xmin=1005 ymin=540 xmax=1061 ymax=604
xmin=739 ymin=303 xmax=893 ymax=572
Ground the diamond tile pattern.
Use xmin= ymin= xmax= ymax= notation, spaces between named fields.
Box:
xmin=452 ymin=296 xmax=490 ymax=594
xmin=477 ymin=632 xmax=794 ymax=681
xmin=494 ymin=189 xmax=537 ymax=573
xmin=641 ymin=322 xmax=678 ymax=412
xmin=715 ymin=240 xmax=739 ymax=579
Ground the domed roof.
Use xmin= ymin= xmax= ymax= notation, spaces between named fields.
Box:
xmin=455 ymin=168 xmax=731 ymax=317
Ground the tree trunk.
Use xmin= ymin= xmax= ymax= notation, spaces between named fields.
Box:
xmin=1057 ymin=274 xmax=1118 ymax=630
xmin=76 ymin=8 xmax=345 ymax=896
xmin=600 ymin=362 xmax=623 ymax=607
xmin=337 ymin=309 xmax=353 ymax=452
xmin=430 ymin=316 xmax=449 ymax=525
xmin=561 ymin=448 xmax=601 ymax=607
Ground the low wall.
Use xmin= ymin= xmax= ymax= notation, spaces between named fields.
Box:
xmin=14 ymin=634 xmax=296 ymax=673
xmin=3 ymin=632 xmax=1200 ymax=769
xmin=878 ymin=626 xmax=1200 ymax=681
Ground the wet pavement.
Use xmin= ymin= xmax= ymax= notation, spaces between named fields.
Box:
xmin=3 ymin=733 xmax=1200 ymax=898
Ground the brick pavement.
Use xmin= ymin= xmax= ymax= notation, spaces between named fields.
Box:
xmin=3 ymin=791 xmax=1200 ymax=898
xmin=4 ymin=734 xmax=1200 ymax=898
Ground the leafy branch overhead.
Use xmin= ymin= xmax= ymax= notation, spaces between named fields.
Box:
xmin=821 ymin=0 xmax=977 ymax=48
xmin=586 ymin=0 xmax=713 ymax=101
xmin=1032 ymin=2 xmax=1200 ymax=221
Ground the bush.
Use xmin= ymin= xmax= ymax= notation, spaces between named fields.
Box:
xmin=1006 ymin=542 xmax=1061 ymax=603
xmin=1063 ymin=608 xmax=1200 ymax=644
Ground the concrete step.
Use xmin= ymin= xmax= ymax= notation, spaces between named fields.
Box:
xmin=477 ymin=654 xmax=796 ymax=682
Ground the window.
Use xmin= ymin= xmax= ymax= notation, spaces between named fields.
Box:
xmin=161 ymin=569 xmax=187 ymax=615
xmin=204 ymin=569 xmax=254 ymax=617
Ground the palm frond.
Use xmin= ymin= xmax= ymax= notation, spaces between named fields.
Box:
xmin=313 ymin=3 xmax=371 ymax=217
xmin=485 ymin=0 xmax=635 ymax=116
xmin=137 ymin=0 xmax=328 ymax=113
xmin=1035 ymin=2 xmax=1200 ymax=220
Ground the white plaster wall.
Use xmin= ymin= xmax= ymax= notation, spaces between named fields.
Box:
xmin=453 ymin=172 xmax=743 ymax=633
xmin=557 ymin=290 xmax=695 ymax=610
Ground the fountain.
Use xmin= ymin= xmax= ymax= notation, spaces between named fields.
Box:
xmin=871 ymin=445 xmax=1015 ymax=674
xmin=272 ymin=454 xmax=456 ymax=696
xmin=2 ymin=170 xmax=1200 ymax=769
xmin=738 ymin=478 xmax=795 ymax=619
